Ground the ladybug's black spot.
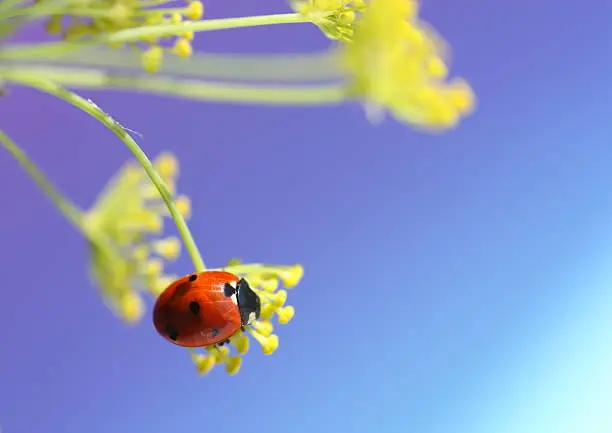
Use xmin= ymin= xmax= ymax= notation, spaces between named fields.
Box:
xmin=166 ymin=325 xmax=179 ymax=341
xmin=189 ymin=301 xmax=201 ymax=315
xmin=223 ymin=283 xmax=235 ymax=297
xmin=188 ymin=274 xmax=198 ymax=282
xmin=211 ymin=328 xmax=219 ymax=337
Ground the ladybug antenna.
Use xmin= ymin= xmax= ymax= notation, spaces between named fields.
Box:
xmin=236 ymin=278 xmax=261 ymax=327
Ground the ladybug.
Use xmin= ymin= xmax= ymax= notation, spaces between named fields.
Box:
xmin=153 ymin=271 xmax=261 ymax=348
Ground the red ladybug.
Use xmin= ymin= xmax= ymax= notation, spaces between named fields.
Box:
xmin=153 ymin=271 xmax=261 ymax=348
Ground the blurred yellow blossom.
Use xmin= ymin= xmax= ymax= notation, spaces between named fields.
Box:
xmin=291 ymin=0 xmax=365 ymax=42
xmin=1 ymin=0 xmax=476 ymax=133
xmin=338 ymin=0 xmax=476 ymax=130
xmin=116 ymin=290 xmax=146 ymax=323
xmin=83 ymin=152 xmax=189 ymax=323
xmin=39 ymin=0 xmax=205 ymax=73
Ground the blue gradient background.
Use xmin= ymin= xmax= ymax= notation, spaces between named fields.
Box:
xmin=2 ymin=1 xmax=612 ymax=433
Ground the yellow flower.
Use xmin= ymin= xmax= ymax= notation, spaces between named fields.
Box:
xmin=291 ymin=0 xmax=365 ymax=42
xmin=185 ymin=1 xmax=205 ymax=20
xmin=224 ymin=356 xmax=242 ymax=375
xmin=37 ymin=0 xmax=205 ymax=73
xmin=84 ymin=152 xmax=189 ymax=323
xmin=188 ymin=261 xmax=304 ymax=375
xmin=277 ymin=306 xmax=296 ymax=324
xmin=117 ymin=290 xmax=146 ymax=323
xmin=190 ymin=351 xmax=216 ymax=375
xmin=231 ymin=333 xmax=250 ymax=355
xmin=173 ymin=37 xmax=193 ymax=57
xmin=277 ymin=264 xmax=304 ymax=288
xmin=141 ymin=46 xmax=164 ymax=74
xmin=338 ymin=0 xmax=476 ymax=130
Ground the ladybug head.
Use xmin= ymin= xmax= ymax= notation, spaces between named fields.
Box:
xmin=236 ymin=278 xmax=261 ymax=327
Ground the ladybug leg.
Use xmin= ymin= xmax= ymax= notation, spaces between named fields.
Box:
xmin=215 ymin=339 xmax=231 ymax=348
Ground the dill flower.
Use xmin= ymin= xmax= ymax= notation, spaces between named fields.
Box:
xmin=84 ymin=152 xmax=190 ymax=323
xmin=338 ymin=0 xmax=476 ymax=130
xmin=40 ymin=0 xmax=205 ymax=73
xmin=73 ymin=139 xmax=303 ymax=375
xmin=189 ymin=262 xmax=304 ymax=375
xmin=2 ymin=125 xmax=305 ymax=376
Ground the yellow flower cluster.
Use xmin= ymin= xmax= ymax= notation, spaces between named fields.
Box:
xmin=41 ymin=0 xmax=205 ymax=73
xmin=338 ymin=0 xmax=475 ymax=130
xmin=291 ymin=0 xmax=365 ymax=42
xmin=292 ymin=0 xmax=475 ymax=130
xmin=83 ymin=152 xmax=190 ymax=323
xmin=80 ymin=151 xmax=304 ymax=374
xmin=190 ymin=262 xmax=304 ymax=375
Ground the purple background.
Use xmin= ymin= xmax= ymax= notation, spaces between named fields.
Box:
xmin=2 ymin=1 xmax=612 ymax=432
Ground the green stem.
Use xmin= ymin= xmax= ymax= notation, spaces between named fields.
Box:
xmin=0 ymin=0 xmax=33 ymax=38
xmin=1 ymin=73 xmax=206 ymax=272
xmin=0 ymin=0 xmax=30 ymax=14
xmin=0 ymin=127 xmax=138 ymax=276
xmin=106 ymin=13 xmax=307 ymax=42
xmin=0 ymin=13 xmax=309 ymax=59
xmin=0 ymin=65 xmax=347 ymax=105
xmin=0 ymin=0 xmax=75 ymax=20
xmin=1 ymin=48 xmax=342 ymax=83
xmin=0 ymin=129 xmax=86 ymax=233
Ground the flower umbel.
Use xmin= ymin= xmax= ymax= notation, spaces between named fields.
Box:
xmin=40 ymin=0 xmax=205 ymax=73
xmin=2 ymin=127 xmax=305 ymax=376
xmin=84 ymin=152 xmax=190 ymax=323
xmin=189 ymin=261 xmax=304 ymax=375
xmin=338 ymin=0 xmax=476 ymax=130
xmin=77 ymin=147 xmax=303 ymax=374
